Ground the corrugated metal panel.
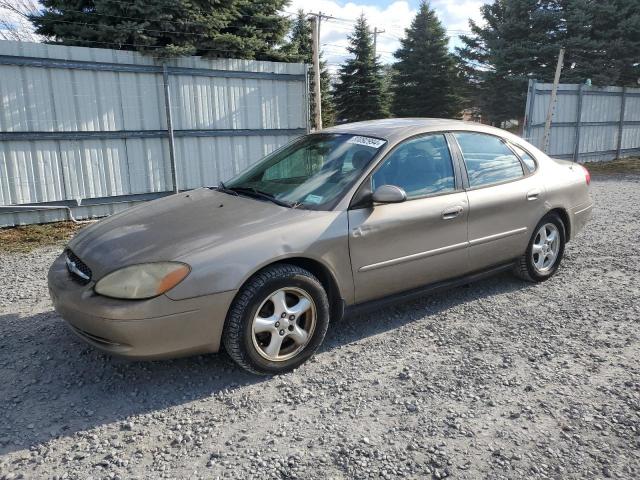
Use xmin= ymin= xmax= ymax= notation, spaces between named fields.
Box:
xmin=624 ymin=96 xmax=640 ymax=122
xmin=621 ymin=125 xmax=640 ymax=151
xmin=0 ymin=40 xmax=308 ymax=227
xmin=2 ymin=201 xmax=141 ymax=226
xmin=173 ymin=134 xmax=291 ymax=191
xmin=581 ymin=93 xmax=622 ymax=123
xmin=524 ymin=81 xmax=640 ymax=162
xmin=579 ymin=125 xmax=619 ymax=153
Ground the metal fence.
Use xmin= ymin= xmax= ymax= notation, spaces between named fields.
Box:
xmin=523 ymin=80 xmax=640 ymax=163
xmin=0 ymin=40 xmax=309 ymax=227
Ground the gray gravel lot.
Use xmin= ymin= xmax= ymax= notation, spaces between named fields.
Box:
xmin=1 ymin=175 xmax=639 ymax=480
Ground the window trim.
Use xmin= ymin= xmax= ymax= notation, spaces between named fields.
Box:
xmin=450 ymin=131 xmax=533 ymax=191
xmin=349 ymin=131 xmax=464 ymax=208
xmin=506 ymin=141 xmax=538 ymax=174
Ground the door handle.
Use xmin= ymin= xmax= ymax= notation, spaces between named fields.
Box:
xmin=442 ymin=205 xmax=463 ymax=220
xmin=527 ymin=188 xmax=541 ymax=201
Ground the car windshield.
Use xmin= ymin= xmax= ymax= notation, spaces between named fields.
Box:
xmin=224 ymin=133 xmax=386 ymax=210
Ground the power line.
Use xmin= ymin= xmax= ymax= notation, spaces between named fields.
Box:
xmin=322 ymin=43 xmax=395 ymax=55
xmin=31 ymin=37 xmax=285 ymax=56
xmin=26 ymin=0 xmax=295 ymax=22
xmin=27 ymin=6 xmax=472 ymax=46
xmin=24 ymin=16 xmax=294 ymax=38
xmin=27 ymin=7 xmax=295 ymax=32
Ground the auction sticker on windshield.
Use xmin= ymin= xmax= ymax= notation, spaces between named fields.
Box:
xmin=304 ymin=194 xmax=324 ymax=205
xmin=347 ymin=136 xmax=386 ymax=149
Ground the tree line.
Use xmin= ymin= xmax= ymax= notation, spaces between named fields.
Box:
xmin=28 ymin=0 xmax=640 ymax=128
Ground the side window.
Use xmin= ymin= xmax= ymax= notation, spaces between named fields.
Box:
xmin=454 ymin=132 xmax=524 ymax=188
xmin=510 ymin=143 xmax=537 ymax=172
xmin=372 ymin=134 xmax=455 ymax=199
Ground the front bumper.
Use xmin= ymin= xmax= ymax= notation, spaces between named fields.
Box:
xmin=48 ymin=253 xmax=237 ymax=359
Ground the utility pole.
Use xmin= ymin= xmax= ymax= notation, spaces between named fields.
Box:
xmin=162 ymin=64 xmax=179 ymax=194
xmin=543 ymin=47 xmax=565 ymax=153
xmin=373 ymin=27 xmax=385 ymax=58
xmin=310 ymin=12 xmax=323 ymax=130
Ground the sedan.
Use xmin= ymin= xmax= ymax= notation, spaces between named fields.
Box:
xmin=48 ymin=119 xmax=593 ymax=374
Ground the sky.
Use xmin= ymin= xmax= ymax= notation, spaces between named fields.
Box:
xmin=287 ymin=0 xmax=490 ymax=70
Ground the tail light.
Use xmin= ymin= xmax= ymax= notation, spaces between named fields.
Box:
xmin=580 ymin=165 xmax=591 ymax=185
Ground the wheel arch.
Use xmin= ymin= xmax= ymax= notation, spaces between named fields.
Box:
xmin=235 ymin=256 xmax=345 ymax=323
xmin=547 ymin=207 xmax=571 ymax=241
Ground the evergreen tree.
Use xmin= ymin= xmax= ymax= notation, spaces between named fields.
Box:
xmin=381 ymin=64 xmax=397 ymax=116
xmin=334 ymin=15 xmax=389 ymax=123
xmin=391 ymin=1 xmax=460 ymax=118
xmin=562 ymin=0 xmax=640 ymax=86
xmin=456 ymin=0 xmax=564 ymax=125
xmin=224 ymin=0 xmax=292 ymax=61
xmin=457 ymin=0 xmax=640 ymax=125
xmin=29 ymin=0 xmax=291 ymax=60
xmin=283 ymin=10 xmax=335 ymax=128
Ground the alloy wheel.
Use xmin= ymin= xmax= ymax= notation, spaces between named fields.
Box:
xmin=531 ymin=222 xmax=560 ymax=273
xmin=251 ymin=287 xmax=317 ymax=362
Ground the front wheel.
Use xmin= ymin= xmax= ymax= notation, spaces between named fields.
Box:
xmin=222 ymin=264 xmax=330 ymax=375
xmin=513 ymin=212 xmax=566 ymax=282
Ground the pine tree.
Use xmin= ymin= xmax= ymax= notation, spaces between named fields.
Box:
xmin=457 ymin=0 xmax=640 ymax=125
xmin=562 ymin=0 xmax=640 ymax=86
xmin=391 ymin=1 xmax=460 ymax=118
xmin=283 ymin=10 xmax=335 ymax=128
xmin=334 ymin=15 xmax=389 ymax=123
xmin=29 ymin=0 xmax=291 ymax=60
xmin=381 ymin=64 xmax=397 ymax=116
xmin=456 ymin=0 xmax=564 ymax=125
xmin=223 ymin=0 xmax=292 ymax=61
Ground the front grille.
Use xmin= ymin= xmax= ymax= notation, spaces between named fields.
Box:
xmin=65 ymin=249 xmax=92 ymax=285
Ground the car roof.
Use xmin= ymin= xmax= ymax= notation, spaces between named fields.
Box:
xmin=320 ymin=118 xmax=519 ymax=144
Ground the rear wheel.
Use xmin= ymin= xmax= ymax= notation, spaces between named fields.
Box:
xmin=222 ymin=264 xmax=330 ymax=375
xmin=514 ymin=212 xmax=566 ymax=282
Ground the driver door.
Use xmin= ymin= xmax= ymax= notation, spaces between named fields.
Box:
xmin=348 ymin=133 xmax=469 ymax=303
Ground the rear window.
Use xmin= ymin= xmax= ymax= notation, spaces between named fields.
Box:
xmin=454 ymin=132 xmax=524 ymax=188
xmin=510 ymin=143 xmax=537 ymax=172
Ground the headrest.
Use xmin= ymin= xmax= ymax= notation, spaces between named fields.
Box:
xmin=352 ymin=150 xmax=370 ymax=170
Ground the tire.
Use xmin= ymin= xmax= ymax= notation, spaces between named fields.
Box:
xmin=222 ymin=264 xmax=330 ymax=375
xmin=513 ymin=212 xmax=566 ymax=283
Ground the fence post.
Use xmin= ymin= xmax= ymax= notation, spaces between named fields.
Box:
xmin=162 ymin=64 xmax=179 ymax=194
xmin=304 ymin=65 xmax=311 ymax=133
xmin=572 ymin=84 xmax=584 ymax=162
xmin=523 ymin=79 xmax=536 ymax=140
xmin=616 ymin=87 xmax=627 ymax=160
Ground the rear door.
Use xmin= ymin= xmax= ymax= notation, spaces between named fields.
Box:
xmin=451 ymin=132 xmax=546 ymax=271
xmin=348 ymin=133 xmax=469 ymax=303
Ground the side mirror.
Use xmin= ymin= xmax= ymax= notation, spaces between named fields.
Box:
xmin=372 ymin=184 xmax=407 ymax=204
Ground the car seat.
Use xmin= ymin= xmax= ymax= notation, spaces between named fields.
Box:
xmin=351 ymin=150 xmax=371 ymax=171
xmin=391 ymin=147 xmax=440 ymax=195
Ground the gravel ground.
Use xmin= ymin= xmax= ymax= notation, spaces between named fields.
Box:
xmin=1 ymin=175 xmax=639 ymax=480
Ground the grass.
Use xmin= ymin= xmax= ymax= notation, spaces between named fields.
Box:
xmin=583 ymin=157 xmax=640 ymax=175
xmin=0 ymin=221 xmax=84 ymax=254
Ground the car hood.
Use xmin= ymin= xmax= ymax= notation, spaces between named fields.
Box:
xmin=68 ymin=188 xmax=308 ymax=279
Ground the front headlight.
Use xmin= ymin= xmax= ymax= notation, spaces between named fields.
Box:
xmin=94 ymin=262 xmax=190 ymax=300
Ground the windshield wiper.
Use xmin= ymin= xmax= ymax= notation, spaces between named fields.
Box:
xmin=214 ymin=181 xmax=236 ymax=194
xmin=223 ymin=185 xmax=296 ymax=208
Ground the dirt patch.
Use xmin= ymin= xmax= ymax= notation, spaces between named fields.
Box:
xmin=584 ymin=157 xmax=640 ymax=174
xmin=0 ymin=222 xmax=84 ymax=253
